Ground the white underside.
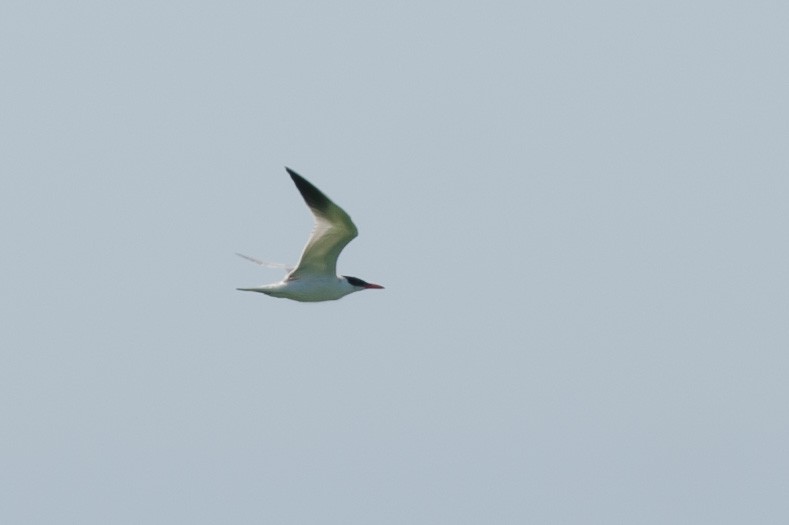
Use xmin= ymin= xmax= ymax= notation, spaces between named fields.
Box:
xmin=237 ymin=276 xmax=358 ymax=302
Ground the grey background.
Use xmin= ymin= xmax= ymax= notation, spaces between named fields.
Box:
xmin=2 ymin=1 xmax=788 ymax=523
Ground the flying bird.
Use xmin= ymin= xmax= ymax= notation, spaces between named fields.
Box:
xmin=236 ymin=167 xmax=384 ymax=302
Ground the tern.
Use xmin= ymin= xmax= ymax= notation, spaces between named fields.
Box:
xmin=236 ymin=167 xmax=384 ymax=302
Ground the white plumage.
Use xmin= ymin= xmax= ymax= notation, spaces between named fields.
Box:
xmin=237 ymin=167 xmax=383 ymax=302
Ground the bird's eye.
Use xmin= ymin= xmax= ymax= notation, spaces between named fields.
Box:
xmin=344 ymin=276 xmax=366 ymax=287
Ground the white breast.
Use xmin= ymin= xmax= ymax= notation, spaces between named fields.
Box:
xmin=258 ymin=277 xmax=356 ymax=302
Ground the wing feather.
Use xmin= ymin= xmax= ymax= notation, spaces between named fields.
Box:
xmin=285 ymin=168 xmax=358 ymax=278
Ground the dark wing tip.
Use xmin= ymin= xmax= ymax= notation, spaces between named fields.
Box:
xmin=285 ymin=167 xmax=333 ymax=212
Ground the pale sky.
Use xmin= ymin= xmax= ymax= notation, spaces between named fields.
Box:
xmin=2 ymin=2 xmax=788 ymax=523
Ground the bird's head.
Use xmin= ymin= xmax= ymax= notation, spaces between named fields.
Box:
xmin=343 ymin=275 xmax=385 ymax=291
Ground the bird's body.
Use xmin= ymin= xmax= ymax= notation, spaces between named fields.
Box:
xmin=237 ymin=168 xmax=383 ymax=302
xmin=238 ymin=276 xmax=362 ymax=302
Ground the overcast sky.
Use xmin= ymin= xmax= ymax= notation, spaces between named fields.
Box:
xmin=2 ymin=1 xmax=788 ymax=523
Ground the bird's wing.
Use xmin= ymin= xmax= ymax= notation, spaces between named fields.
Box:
xmin=235 ymin=253 xmax=292 ymax=271
xmin=285 ymin=167 xmax=358 ymax=279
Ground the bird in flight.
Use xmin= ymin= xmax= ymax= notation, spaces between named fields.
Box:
xmin=236 ymin=167 xmax=384 ymax=302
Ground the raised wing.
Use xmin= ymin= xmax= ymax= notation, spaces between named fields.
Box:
xmin=285 ymin=167 xmax=358 ymax=279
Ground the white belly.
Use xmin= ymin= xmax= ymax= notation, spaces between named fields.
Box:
xmin=255 ymin=277 xmax=355 ymax=302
